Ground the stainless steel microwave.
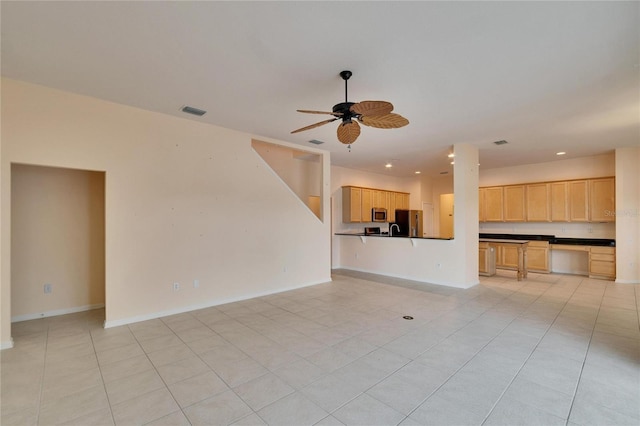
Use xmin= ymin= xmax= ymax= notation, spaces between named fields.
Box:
xmin=372 ymin=208 xmax=387 ymax=222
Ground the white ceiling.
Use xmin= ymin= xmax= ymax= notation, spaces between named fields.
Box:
xmin=2 ymin=1 xmax=638 ymax=177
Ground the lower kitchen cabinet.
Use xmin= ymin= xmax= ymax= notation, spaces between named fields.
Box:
xmin=526 ymin=241 xmax=550 ymax=273
xmin=496 ymin=244 xmax=520 ymax=269
xmin=589 ymin=246 xmax=616 ymax=279
xmin=479 ymin=242 xmax=496 ymax=276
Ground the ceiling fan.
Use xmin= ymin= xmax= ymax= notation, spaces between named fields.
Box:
xmin=291 ymin=70 xmax=409 ymax=148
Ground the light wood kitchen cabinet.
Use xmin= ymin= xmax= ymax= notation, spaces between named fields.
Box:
xmin=550 ymin=182 xmax=569 ymax=222
xmin=342 ymin=186 xmax=410 ymax=223
xmin=373 ymin=190 xmax=387 ymax=209
xmin=479 ymin=188 xmax=486 ymax=222
xmin=342 ymin=186 xmax=362 ymax=223
xmin=397 ymin=193 xmax=410 ymax=210
xmin=526 ymin=241 xmax=550 ymax=273
xmin=504 ymin=185 xmax=526 ymax=222
xmin=361 ymin=188 xmax=373 ymax=222
xmin=589 ymin=246 xmax=615 ymax=279
xmin=479 ymin=242 xmax=496 ymax=276
xmin=387 ymin=192 xmax=396 ymax=223
xmin=569 ymin=180 xmax=589 ymax=222
xmin=526 ymin=183 xmax=550 ymax=222
xmin=483 ymin=187 xmax=504 ymax=222
xmin=497 ymin=244 xmax=520 ymax=269
xmin=589 ymin=178 xmax=615 ymax=222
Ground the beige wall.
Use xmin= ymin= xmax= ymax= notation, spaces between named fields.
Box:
xmin=251 ymin=140 xmax=322 ymax=219
xmin=1 ymin=78 xmax=331 ymax=347
xmin=11 ymin=164 xmax=105 ymax=320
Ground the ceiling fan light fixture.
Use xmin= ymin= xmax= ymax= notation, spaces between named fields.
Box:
xmin=291 ymin=71 xmax=408 ymax=148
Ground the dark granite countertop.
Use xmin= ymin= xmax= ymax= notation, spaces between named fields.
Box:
xmin=335 ymin=233 xmax=453 ymax=241
xmin=479 ymin=233 xmax=615 ymax=247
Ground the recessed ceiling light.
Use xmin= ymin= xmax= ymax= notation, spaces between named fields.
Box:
xmin=415 ymin=171 xmax=421 ymax=174
xmin=556 ymin=151 xmax=566 ymax=156
xmin=181 ymin=105 xmax=207 ymax=116
xmin=385 ymin=163 xmax=393 ymax=168
xmin=450 ymin=161 xmax=455 ymax=165
xmin=447 ymin=153 xmax=455 ymax=158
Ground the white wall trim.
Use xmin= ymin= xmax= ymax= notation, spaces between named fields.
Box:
xmin=104 ymin=278 xmax=331 ymax=329
xmin=11 ymin=304 xmax=105 ymax=323
xmin=1 ymin=338 xmax=14 ymax=350
xmin=614 ymin=279 xmax=640 ymax=284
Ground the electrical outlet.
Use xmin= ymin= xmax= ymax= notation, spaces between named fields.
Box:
xmin=44 ymin=283 xmax=52 ymax=294
xmin=283 ymin=266 xmax=288 ymax=273
xmin=193 ymin=279 xmax=199 ymax=288
xmin=355 ymin=253 xmax=359 ymax=259
xmin=173 ymin=282 xmax=180 ymax=292
xmin=436 ymin=263 xmax=442 ymax=269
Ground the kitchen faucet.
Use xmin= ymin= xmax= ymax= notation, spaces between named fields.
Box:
xmin=389 ymin=223 xmax=400 ymax=236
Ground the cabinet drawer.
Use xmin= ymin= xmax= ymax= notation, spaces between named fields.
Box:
xmin=590 ymin=246 xmax=615 ymax=255
xmin=590 ymin=260 xmax=615 ymax=276
xmin=528 ymin=241 xmax=550 ymax=248
xmin=590 ymin=253 xmax=615 ymax=262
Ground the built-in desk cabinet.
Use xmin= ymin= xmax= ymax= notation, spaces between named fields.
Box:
xmin=550 ymin=182 xmax=569 ymax=221
xmin=589 ymin=246 xmax=616 ymax=279
xmin=526 ymin=183 xmax=550 ymax=221
xmin=526 ymin=241 xmax=550 ymax=273
xmin=504 ymin=185 xmax=526 ymax=222
xmin=590 ymin=178 xmax=615 ymax=222
xmin=568 ymin=180 xmax=589 ymax=222
xmin=480 ymin=177 xmax=614 ymax=223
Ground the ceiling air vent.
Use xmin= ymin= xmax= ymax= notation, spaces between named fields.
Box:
xmin=308 ymin=139 xmax=324 ymax=145
xmin=493 ymin=140 xmax=508 ymax=145
xmin=181 ymin=106 xmax=207 ymax=116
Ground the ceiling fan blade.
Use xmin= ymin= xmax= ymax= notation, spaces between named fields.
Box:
xmin=291 ymin=118 xmax=338 ymax=134
xmin=297 ymin=109 xmax=343 ymax=116
xmin=350 ymin=101 xmax=394 ymax=116
xmin=337 ymin=120 xmax=361 ymax=144
xmin=359 ymin=113 xmax=409 ymax=129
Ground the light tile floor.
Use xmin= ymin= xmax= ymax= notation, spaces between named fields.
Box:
xmin=2 ymin=270 xmax=639 ymax=426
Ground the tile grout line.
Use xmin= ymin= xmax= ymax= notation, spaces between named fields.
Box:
xmin=88 ymin=327 xmax=118 ymax=426
xmin=478 ymin=276 xmax=593 ymax=426
xmin=34 ymin=318 xmax=50 ymax=426
xmin=563 ymin=280 xmax=614 ymax=426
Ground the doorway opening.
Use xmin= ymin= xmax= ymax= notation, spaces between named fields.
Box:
xmin=10 ymin=164 xmax=106 ymax=325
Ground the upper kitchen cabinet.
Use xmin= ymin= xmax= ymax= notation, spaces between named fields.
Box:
xmin=504 ymin=185 xmax=526 ymax=222
xmin=397 ymin=193 xmax=410 ymax=210
xmin=342 ymin=186 xmax=362 ymax=223
xmin=569 ymin=180 xmax=589 ymax=222
xmin=550 ymin=181 xmax=569 ymax=222
xmin=341 ymin=186 xmax=410 ymax=223
xmin=589 ymin=177 xmax=615 ymax=222
xmin=361 ymin=188 xmax=373 ymax=222
xmin=483 ymin=187 xmax=504 ymax=222
xmin=479 ymin=188 xmax=486 ymax=222
xmin=526 ymin=183 xmax=550 ymax=222
xmin=387 ymin=192 xmax=396 ymax=223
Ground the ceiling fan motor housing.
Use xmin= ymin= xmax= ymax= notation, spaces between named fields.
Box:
xmin=333 ymin=102 xmax=356 ymax=123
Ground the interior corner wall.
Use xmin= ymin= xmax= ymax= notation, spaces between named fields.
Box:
xmin=615 ymin=146 xmax=640 ymax=284
xmin=11 ymin=164 xmax=105 ymax=320
xmin=1 ymin=78 xmax=331 ymax=340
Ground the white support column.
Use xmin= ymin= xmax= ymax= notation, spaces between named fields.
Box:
xmin=615 ymin=147 xmax=640 ymax=284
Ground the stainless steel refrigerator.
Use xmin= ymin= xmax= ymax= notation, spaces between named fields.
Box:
xmin=394 ymin=209 xmax=423 ymax=237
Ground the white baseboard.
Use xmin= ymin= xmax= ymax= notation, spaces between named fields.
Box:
xmin=11 ymin=304 xmax=105 ymax=323
xmin=1 ymin=338 xmax=14 ymax=350
xmin=615 ymin=279 xmax=640 ymax=284
xmin=104 ymin=277 xmax=332 ymax=329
